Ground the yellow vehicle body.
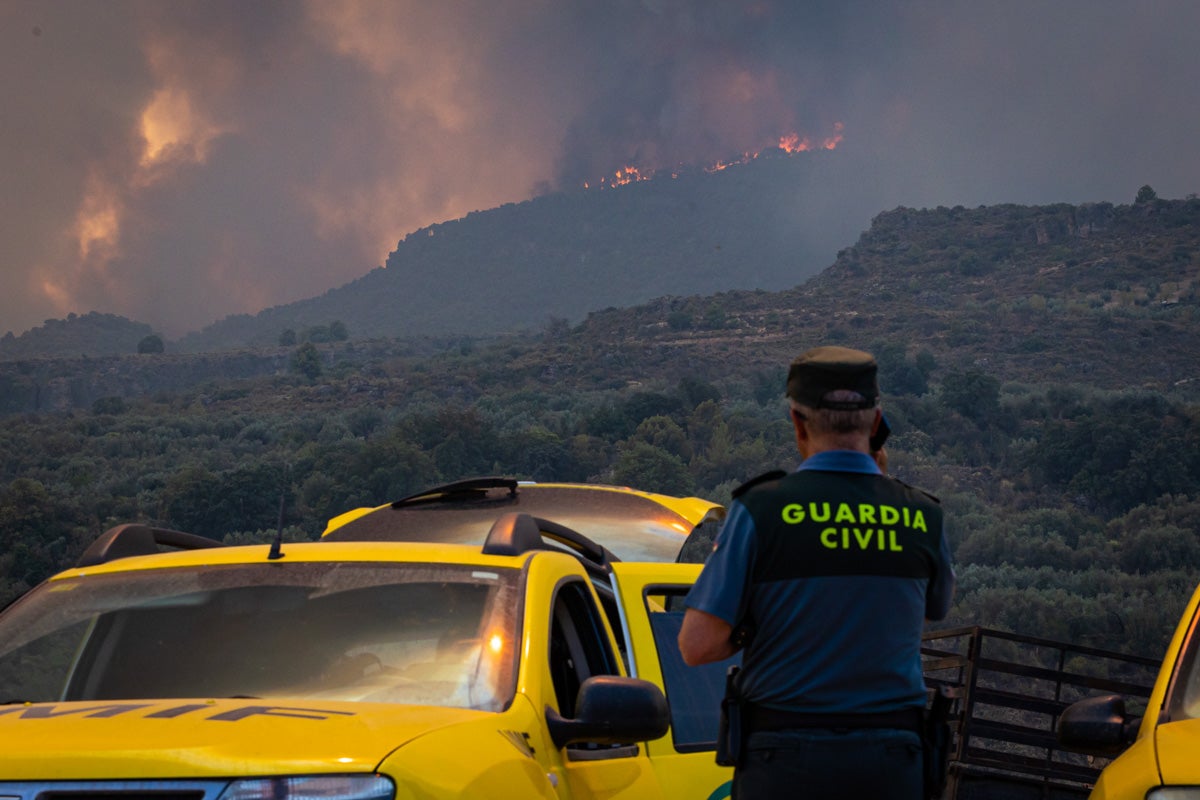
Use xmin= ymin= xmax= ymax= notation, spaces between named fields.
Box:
xmin=1062 ymin=580 xmax=1200 ymax=798
xmin=0 ymin=484 xmax=732 ymax=800
xmin=324 ymin=481 xmax=719 ymax=538
xmin=320 ymin=479 xmax=725 ymax=564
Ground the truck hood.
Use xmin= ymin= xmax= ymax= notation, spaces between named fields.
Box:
xmin=0 ymin=698 xmax=484 ymax=780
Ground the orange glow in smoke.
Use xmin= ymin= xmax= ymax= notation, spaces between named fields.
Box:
xmin=821 ymin=121 xmax=845 ymax=150
xmin=37 ymin=277 xmax=74 ymax=316
xmin=139 ymin=87 xmax=225 ymax=172
xmin=74 ymin=172 xmax=122 ymax=261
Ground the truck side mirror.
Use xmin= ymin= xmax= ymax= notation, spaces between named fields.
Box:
xmin=545 ymin=676 xmax=670 ymax=749
xmin=1057 ymin=694 xmax=1140 ymax=756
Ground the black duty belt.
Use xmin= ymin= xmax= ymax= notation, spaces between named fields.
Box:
xmin=746 ymin=704 xmax=923 ymax=733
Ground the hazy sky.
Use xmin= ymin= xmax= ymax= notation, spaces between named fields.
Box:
xmin=4 ymin=0 xmax=1199 ymax=338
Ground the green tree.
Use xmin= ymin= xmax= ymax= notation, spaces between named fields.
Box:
xmin=939 ymin=370 xmax=1000 ymax=423
xmin=1029 ymin=395 xmax=1200 ymax=513
xmin=629 ymin=416 xmax=692 ymax=461
xmin=161 ymin=466 xmax=224 ymax=536
xmin=914 ymin=350 xmax=937 ymax=377
xmin=215 ymin=463 xmax=295 ymax=536
xmin=279 ymin=329 xmax=297 ymax=346
xmin=137 ymin=334 xmax=164 ymax=354
xmin=0 ymin=478 xmax=56 ymax=551
xmin=304 ymin=325 xmax=332 ymax=343
xmin=752 ymin=367 xmax=787 ymax=406
xmin=679 ymin=376 xmax=721 ymax=408
xmin=355 ymin=436 xmax=439 ymax=501
xmin=1135 ymin=185 xmax=1158 ymax=204
xmin=611 ymin=441 xmax=694 ymax=496
xmin=667 ymin=310 xmax=692 ymax=330
xmin=1117 ymin=526 xmax=1200 ymax=574
xmin=500 ymin=425 xmax=572 ymax=481
xmin=291 ymin=342 xmax=322 ymax=381
xmin=346 ymin=407 xmax=385 ymax=440
xmin=92 ymin=396 xmax=127 ymax=415
xmin=872 ymin=342 xmax=935 ymax=397
xmin=702 ymin=303 xmax=727 ymax=329
xmin=0 ymin=476 xmax=87 ymax=597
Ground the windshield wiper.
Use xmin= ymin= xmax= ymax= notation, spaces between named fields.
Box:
xmin=390 ymin=477 xmax=519 ymax=509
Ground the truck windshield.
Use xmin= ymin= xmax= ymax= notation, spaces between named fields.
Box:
xmin=0 ymin=562 xmax=521 ymax=712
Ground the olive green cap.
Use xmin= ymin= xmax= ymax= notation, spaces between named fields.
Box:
xmin=786 ymin=346 xmax=879 ymax=409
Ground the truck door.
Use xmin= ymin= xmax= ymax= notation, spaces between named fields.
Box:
xmin=544 ymin=577 xmax=666 ymax=800
xmin=611 ymin=562 xmax=737 ymax=800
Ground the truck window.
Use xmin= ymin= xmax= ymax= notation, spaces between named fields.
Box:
xmin=645 ymin=587 xmax=740 ymax=752
xmin=549 ymin=580 xmax=621 ymax=718
xmin=549 ymin=579 xmax=641 ymax=760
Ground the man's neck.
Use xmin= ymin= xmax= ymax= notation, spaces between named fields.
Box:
xmin=801 ymin=435 xmax=870 ymax=459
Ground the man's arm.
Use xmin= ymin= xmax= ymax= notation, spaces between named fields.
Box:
xmin=678 ymin=499 xmax=756 ymax=666
xmin=678 ymin=607 xmax=736 ymax=666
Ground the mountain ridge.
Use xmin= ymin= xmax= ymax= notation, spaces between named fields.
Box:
xmin=2 ymin=192 xmax=1197 ymax=415
xmin=3 ymin=150 xmax=839 ymax=358
xmin=172 ymin=150 xmax=840 ymax=351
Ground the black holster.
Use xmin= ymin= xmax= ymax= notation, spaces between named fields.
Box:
xmin=921 ymin=685 xmax=955 ymax=800
xmin=715 ymin=664 xmax=743 ymax=767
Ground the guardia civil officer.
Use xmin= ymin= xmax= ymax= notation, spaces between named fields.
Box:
xmin=678 ymin=345 xmax=955 ymax=800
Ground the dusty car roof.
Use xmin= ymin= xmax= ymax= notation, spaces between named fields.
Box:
xmin=321 ymin=478 xmax=724 ymax=563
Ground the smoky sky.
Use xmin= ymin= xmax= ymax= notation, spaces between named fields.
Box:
xmin=3 ymin=0 xmax=1199 ymax=338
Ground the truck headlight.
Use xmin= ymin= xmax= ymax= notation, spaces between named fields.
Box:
xmin=219 ymin=775 xmax=395 ymax=800
xmin=1149 ymin=790 xmax=1200 ymax=800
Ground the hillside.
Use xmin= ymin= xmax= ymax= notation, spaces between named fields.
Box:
xmin=0 ymin=313 xmax=160 ymax=361
xmin=3 ymin=195 xmax=1199 ymax=413
xmin=569 ymin=196 xmax=1200 ymax=391
xmin=173 ymin=150 xmax=837 ymax=352
xmin=3 ymin=193 xmax=1200 ymax=660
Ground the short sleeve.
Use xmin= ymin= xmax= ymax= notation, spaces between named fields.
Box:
xmin=684 ymin=499 xmax=757 ymax=626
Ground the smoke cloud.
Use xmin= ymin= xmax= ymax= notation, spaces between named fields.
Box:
xmin=3 ymin=0 xmax=1199 ymax=337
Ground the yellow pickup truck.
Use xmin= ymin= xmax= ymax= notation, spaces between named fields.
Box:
xmin=0 ymin=479 xmax=735 ymax=800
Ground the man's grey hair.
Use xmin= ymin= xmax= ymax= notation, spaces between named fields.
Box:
xmin=790 ymin=390 xmax=877 ymax=435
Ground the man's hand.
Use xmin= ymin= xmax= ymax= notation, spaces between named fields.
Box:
xmin=678 ymin=607 xmax=737 ymax=666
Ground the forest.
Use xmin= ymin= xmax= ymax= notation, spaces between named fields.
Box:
xmin=3 ymin=193 xmax=1200 ymax=662
xmin=2 ymin=331 xmax=1199 ymax=661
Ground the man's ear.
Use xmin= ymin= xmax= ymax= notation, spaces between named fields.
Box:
xmin=790 ymin=407 xmax=809 ymax=451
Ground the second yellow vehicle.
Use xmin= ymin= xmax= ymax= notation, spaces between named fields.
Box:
xmin=1059 ymin=579 xmax=1200 ymax=798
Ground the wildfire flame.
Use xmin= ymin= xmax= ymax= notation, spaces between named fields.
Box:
xmin=778 ymin=132 xmax=810 ymax=153
xmin=586 ymin=122 xmax=844 ymax=190
xmin=587 ymin=165 xmax=653 ymax=189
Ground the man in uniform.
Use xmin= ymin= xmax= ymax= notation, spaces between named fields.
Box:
xmin=678 ymin=345 xmax=955 ymax=799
